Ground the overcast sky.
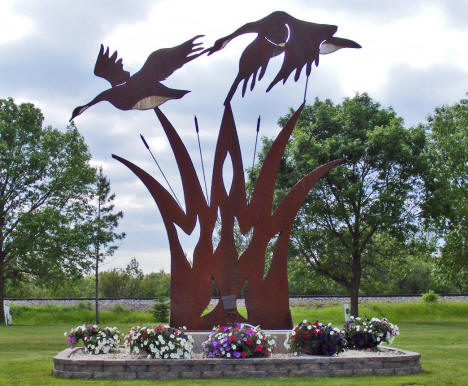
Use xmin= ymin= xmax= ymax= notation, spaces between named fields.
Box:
xmin=1 ymin=0 xmax=467 ymax=273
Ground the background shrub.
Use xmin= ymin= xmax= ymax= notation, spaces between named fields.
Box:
xmin=422 ymin=290 xmax=439 ymax=303
xmin=151 ymin=298 xmax=169 ymax=323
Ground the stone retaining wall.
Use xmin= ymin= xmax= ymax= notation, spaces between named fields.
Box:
xmin=52 ymin=347 xmax=421 ymax=379
xmin=7 ymin=295 xmax=468 ymax=311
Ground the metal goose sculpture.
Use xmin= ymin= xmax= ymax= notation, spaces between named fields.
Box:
xmin=204 ymin=11 xmax=361 ymax=104
xmin=70 ymin=35 xmax=204 ymax=121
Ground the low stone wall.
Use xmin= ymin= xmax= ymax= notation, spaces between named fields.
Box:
xmin=7 ymin=295 xmax=468 ymax=311
xmin=52 ymin=346 xmax=421 ymax=379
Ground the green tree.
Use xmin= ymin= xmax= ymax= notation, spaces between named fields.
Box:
xmin=91 ymin=167 xmax=125 ymax=324
xmin=255 ymin=94 xmax=426 ymax=316
xmin=0 ymin=98 xmax=96 ymax=323
xmin=422 ymin=97 xmax=468 ymax=290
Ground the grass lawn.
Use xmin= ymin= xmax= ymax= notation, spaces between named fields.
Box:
xmin=1 ymin=302 xmax=467 ymax=385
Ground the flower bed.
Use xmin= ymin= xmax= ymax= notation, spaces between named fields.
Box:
xmin=202 ymin=324 xmax=275 ymax=358
xmin=344 ymin=316 xmax=399 ymax=349
xmin=65 ymin=325 xmax=120 ymax=354
xmin=285 ymin=320 xmax=346 ymax=356
xmin=124 ymin=324 xmax=193 ymax=359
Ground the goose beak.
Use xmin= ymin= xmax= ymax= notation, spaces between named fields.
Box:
xmin=320 ymin=37 xmax=361 ymax=55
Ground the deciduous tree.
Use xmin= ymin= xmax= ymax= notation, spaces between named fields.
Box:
xmin=422 ymin=97 xmax=467 ymax=289
xmin=255 ymin=94 xmax=426 ymax=315
xmin=0 ymin=98 xmax=96 ymax=323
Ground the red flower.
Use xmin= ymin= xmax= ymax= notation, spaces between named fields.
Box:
xmin=256 ymin=345 xmax=263 ymax=351
xmin=241 ymin=352 xmax=247 ymax=358
xmin=230 ymin=336 xmax=235 ymax=341
xmin=246 ymin=338 xmax=252 ymax=345
xmin=314 ymin=321 xmax=319 ymax=326
xmin=265 ymin=349 xmax=270 ymax=355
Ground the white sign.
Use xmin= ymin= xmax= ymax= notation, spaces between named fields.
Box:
xmin=4 ymin=304 xmax=12 ymax=326
xmin=344 ymin=303 xmax=350 ymax=322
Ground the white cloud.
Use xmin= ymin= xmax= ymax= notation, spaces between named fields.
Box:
xmin=0 ymin=1 xmax=34 ymax=44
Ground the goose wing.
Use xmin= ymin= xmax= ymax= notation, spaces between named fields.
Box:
xmin=266 ymin=19 xmax=338 ymax=92
xmin=139 ymin=35 xmax=204 ymax=82
xmin=94 ymin=45 xmax=130 ymax=87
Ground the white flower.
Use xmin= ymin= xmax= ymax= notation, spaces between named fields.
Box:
xmin=226 ymin=353 xmax=231 ymax=358
xmin=307 ymin=325 xmax=312 ymax=330
xmin=231 ymin=344 xmax=237 ymax=350
xmin=256 ymin=340 xmax=261 ymax=344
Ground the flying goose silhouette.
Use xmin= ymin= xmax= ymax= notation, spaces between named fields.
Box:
xmin=70 ymin=35 xmax=204 ymax=121
xmin=204 ymin=11 xmax=361 ymax=104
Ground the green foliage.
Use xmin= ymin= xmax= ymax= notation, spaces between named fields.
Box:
xmin=151 ymin=299 xmax=170 ymax=323
xmin=9 ymin=303 xmax=152 ymax=325
xmin=290 ymin=301 xmax=468 ymax=325
xmin=0 ymin=97 xmax=97 ymax=323
xmin=111 ymin=304 xmax=129 ymax=313
xmin=75 ymin=301 xmax=93 ymax=310
xmin=4 ymin=264 xmax=171 ymax=299
xmin=254 ymin=94 xmax=427 ymax=315
xmin=422 ymin=97 xmax=468 ymax=290
xmin=90 ymin=167 xmax=126 ymax=264
xmin=422 ymin=290 xmax=439 ymax=303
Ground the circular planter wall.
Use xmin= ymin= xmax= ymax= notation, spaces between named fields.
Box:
xmin=52 ymin=346 xmax=421 ymax=380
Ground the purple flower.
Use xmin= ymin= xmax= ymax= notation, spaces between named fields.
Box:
xmin=233 ymin=351 xmax=241 ymax=358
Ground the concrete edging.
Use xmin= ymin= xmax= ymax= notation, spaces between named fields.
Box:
xmin=52 ymin=346 xmax=421 ymax=379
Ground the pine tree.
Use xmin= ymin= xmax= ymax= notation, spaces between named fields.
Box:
xmin=92 ymin=167 xmax=125 ymax=324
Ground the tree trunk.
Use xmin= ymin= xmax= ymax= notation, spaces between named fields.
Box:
xmin=0 ymin=274 xmax=4 ymax=325
xmin=0 ymin=252 xmax=5 ymax=325
xmin=95 ymin=251 xmax=99 ymax=325
xmin=95 ymin=199 xmax=101 ymax=325
xmin=350 ymin=252 xmax=361 ymax=317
